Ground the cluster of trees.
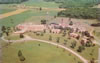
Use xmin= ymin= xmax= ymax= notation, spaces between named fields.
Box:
xmin=44 ymin=0 xmax=100 ymax=8
xmin=41 ymin=19 xmax=47 ymax=25
xmin=0 ymin=0 xmax=28 ymax=4
xmin=1 ymin=26 xmax=11 ymax=37
xmin=58 ymin=8 xmax=100 ymax=19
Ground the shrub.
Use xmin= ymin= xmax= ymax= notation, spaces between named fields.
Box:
xmin=18 ymin=50 xmax=26 ymax=62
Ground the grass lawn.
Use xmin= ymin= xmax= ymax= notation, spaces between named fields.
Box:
xmin=79 ymin=45 xmax=99 ymax=60
xmin=0 ymin=10 xmax=58 ymax=27
xmin=0 ymin=0 xmax=59 ymax=9
xmin=0 ymin=9 xmax=16 ymax=14
xmin=26 ymin=32 xmax=100 ymax=60
xmin=21 ymin=0 xmax=59 ymax=8
xmin=5 ymin=34 xmax=21 ymax=40
xmin=0 ymin=10 xmax=29 ymax=27
xmin=2 ymin=41 xmax=82 ymax=63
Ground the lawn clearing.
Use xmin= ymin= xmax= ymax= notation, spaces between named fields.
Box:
xmin=0 ymin=9 xmax=16 ymax=14
xmin=2 ymin=41 xmax=82 ymax=63
xmin=0 ymin=10 xmax=58 ymax=27
xmin=5 ymin=34 xmax=21 ymax=40
xmin=21 ymin=0 xmax=59 ymax=8
xmin=26 ymin=32 xmax=100 ymax=60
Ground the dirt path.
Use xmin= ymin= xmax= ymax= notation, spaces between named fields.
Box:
xmin=13 ymin=5 xmax=65 ymax=11
xmin=1 ymin=35 xmax=88 ymax=63
xmin=0 ymin=9 xmax=28 ymax=19
xmin=40 ymin=7 xmax=65 ymax=11
xmin=93 ymin=4 xmax=100 ymax=8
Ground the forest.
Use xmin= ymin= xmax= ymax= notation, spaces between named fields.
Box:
xmin=58 ymin=8 xmax=100 ymax=19
xmin=44 ymin=0 xmax=100 ymax=20
xmin=44 ymin=0 xmax=100 ymax=8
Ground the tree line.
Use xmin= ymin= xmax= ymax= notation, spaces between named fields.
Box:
xmin=57 ymin=8 xmax=100 ymax=20
xmin=0 ymin=0 xmax=28 ymax=4
xmin=44 ymin=0 xmax=100 ymax=20
xmin=44 ymin=0 xmax=100 ymax=8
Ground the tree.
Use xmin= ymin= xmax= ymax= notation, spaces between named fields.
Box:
xmin=7 ymin=27 xmax=11 ymax=32
xmin=20 ymin=34 xmax=24 ymax=38
xmin=49 ymin=35 xmax=52 ymax=41
xmin=62 ymin=31 xmax=66 ymax=37
xmin=56 ymin=37 xmax=60 ymax=43
xmin=41 ymin=19 xmax=47 ymax=25
xmin=84 ymin=31 xmax=91 ymax=37
xmin=70 ymin=41 xmax=76 ymax=48
xmin=64 ymin=39 xmax=67 ymax=43
xmin=90 ymin=58 xmax=95 ymax=63
xmin=0 ymin=33 xmax=3 ymax=37
xmin=43 ymin=29 xmax=46 ymax=33
xmin=77 ymin=46 xmax=85 ymax=52
xmin=18 ymin=50 xmax=25 ymax=62
xmin=85 ymin=42 xmax=92 ymax=47
xmin=39 ymin=7 xmax=42 ymax=11
xmin=69 ymin=21 xmax=73 ymax=25
xmin=78 ymin=61 xmax=82 ymax=63
xmin=80 ymin=40 xmax=85 ymax=46
xmin=63 ymin=42 xmax=67 ymax=46
xmin=38 ymin=44 xmax=41 ymax=46
xmin=76 ymin=35 xmax=80 ymax=40
xmin=41 ymin=33 xmax=44 ymax=36
xmin=54 ymin=15 xmax=57 ymax=18
xmin=18 ymin=50 xmax=22 ymax=57
xmin=1 ymin=26 xmax=6 ymax=33
xmin=6 ymin=31 xmax=9 ymax=36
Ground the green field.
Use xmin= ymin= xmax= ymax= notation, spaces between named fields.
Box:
xmin=0 ymin=9 xmax=16 ymax=14
xmin=5 ymin=34 xmax=21 ymax=40
xmin=2 ymin=41 xmax=82 ymax=63
xmin=0 ymin=0 xmax=59 ymax=8
xmin=21 ymin=0 xmax=59 ymax=8
xmin=22 ymin=2 xmax=59 ymax=8
xmin=0 ymin=10 xmax=58 ymax=27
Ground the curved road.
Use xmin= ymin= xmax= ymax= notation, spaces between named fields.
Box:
xmin=1 ymin=35 xmax=88 ymax=63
